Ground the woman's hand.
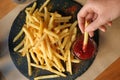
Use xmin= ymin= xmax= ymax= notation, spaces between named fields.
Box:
xmin=77 ymin=0 xmax=120 ymax=37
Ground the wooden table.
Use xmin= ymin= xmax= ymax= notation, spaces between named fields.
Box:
xmin=0 ymin=0 xmax=17 ymax=19
xmin=96 ymin=57 xmax=120 ymax=80
xmin=0 ymin=0 xmax=120 ymax=80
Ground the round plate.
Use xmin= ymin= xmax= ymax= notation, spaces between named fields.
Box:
xmin=8 ymin=0 xmax=99 ymax=80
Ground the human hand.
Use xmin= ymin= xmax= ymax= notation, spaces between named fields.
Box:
xmin=77 ymin=0 xmax=120 ymax=37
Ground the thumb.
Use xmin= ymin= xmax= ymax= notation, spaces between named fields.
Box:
xmin=85 ymin=17 xmax=106 ymax=32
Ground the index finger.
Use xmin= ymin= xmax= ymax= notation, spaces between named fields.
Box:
xmin=77 ymin=5 xmax=94 ymax=33
xmin=77 ymin=13 xmax=86 ymax=33
xmin=77 ymin=6 xmax=89 ymax=33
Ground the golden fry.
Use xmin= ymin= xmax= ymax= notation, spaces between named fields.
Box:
xmin=44 ymin=28 xmax=59 ymax=39
xmin=71 ymin=59 xmax=80 ymax=63
xmin=27 ymin=52 xmax=32 ymax=76
xmin=30 ymin=49 xmax=39 ymax=64
xmin=29 ymin=2 xmax=37 ymax=14
xmin=45 ymin=36 xmax=53 ymax=60
xmin=14 ymin=39 xmax=24 ymax=52
xmin=48 ymin=14 xmax=55 ymax=30
xmin=22 ymin=27 xmax=34 ymax=46
xmin=67 ymin=50 xmax=72 ymax=74
xmin=27 ymin=22 xmax=40 ymax=30
xmin=54 ymin=16 xmax=72 ymax=22
xmin=34 ymin=75 xmax=59 ymax=80
xmin=44 ymin=7 xmax=50 ymax=25
xmin=13 ymin=28 xmax=24 ymax=42
xmin=39 ymin=0 xmax=50 ymax=12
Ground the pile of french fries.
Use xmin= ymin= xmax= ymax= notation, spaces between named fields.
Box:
xmin=13 ymin=0 xmax=80 ymax=80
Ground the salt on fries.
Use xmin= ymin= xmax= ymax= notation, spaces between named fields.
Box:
xmin=13 ymin=0 xmax=80 ymax=80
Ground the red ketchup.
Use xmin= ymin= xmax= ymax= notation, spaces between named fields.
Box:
xmin=72 ymin=36 xmax=96 ymax=60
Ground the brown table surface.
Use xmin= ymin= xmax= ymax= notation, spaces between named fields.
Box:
xmin=0 ymin=0 xmax=120 ymax=80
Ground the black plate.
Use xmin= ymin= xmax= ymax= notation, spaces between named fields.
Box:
xmin=8 ymin=0 xmax=99 ymax=80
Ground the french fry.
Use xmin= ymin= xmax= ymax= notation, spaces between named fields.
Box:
xmin=48 ymin=35 xmax=56 ymax=44
xmin=54 ymin=16 xmax=72 ymax=22
xmin=29 ymin=49 xmax=39 ymax=64
xmin=27 ymin=52 xmax=32 ymax=76
xmin=14 ymin=39 xmax=24 ymax=52
xmin=34 ymin=74 xmax=59 ymax=80
xmin=39 ymin=20 xmax=44 ymax=37
xmin=70 ymin=21 xmax=78 ymax=32
xmin=61 ymin=36 xmax=69 ymax=49
xmin=13 ymin=28 xmax=24 ymax=42
xmin=44 ymin=7 xmax=50 ymax=25
xmin=48 ymin=68 xmax=66 ymax=77
xmin=31 ymin=63 xmax=66 ymax=77
xmin=21 ymin=37 xmax=31 ymax=56
xmin=53 ymin=56 xmax=65 ymax=72
xmin=40 ymin=40 xmax=52 ymax=69
xmin=65 ymin=41 xmax=72 ymax=50
xmin=33 ymin=48 xmax=44 ymax=65
xmin=83 ymin=21 xmax=89 ymax=51
xmin=45 ymin=36 xmax=53 ymax=60
xmin=22 ymin=27 xmax=34 ymax=46
xmin=50 ymin=12 xmax=62 ymax=17
xmin=33 ymin=47 xmax=44 ymax=58
xmin=71 ymin=59 xmax=80 ymax=63
xmin=71 ymin=27 xmax=77 ymax=42
xmin=32 ymin=15 xmax=40 ymax=23
xmin=39 ymin=0 xmax=50 ymax=12
xmin=59 ymin=32 xmax=69 ymax=40
xmin=36 ymin=54 xmax=42 ymax=65
xmin=67 ymin=50 xmax=72 ymax=74
xmin=48 ymin=14 xmax=55 ymax=30
xmin=27 ymin=22 xmax=40 ymax=30
xmin=51 ymin=61 xmax=61 ymax=72
xmin=29 ymin=2 xmax=37 ymax=14
xmin=31 ymin=63 xmax=47 ymax=70
xmin=25 ymin=11 xmax=33 ymax=23
xmin=56 ymin=47 xmax=65 ymax=57
xmin=44 ymin=28 xmax=59 ymax=39
xmin=52 ymin=49 xmax=65 ymax=61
